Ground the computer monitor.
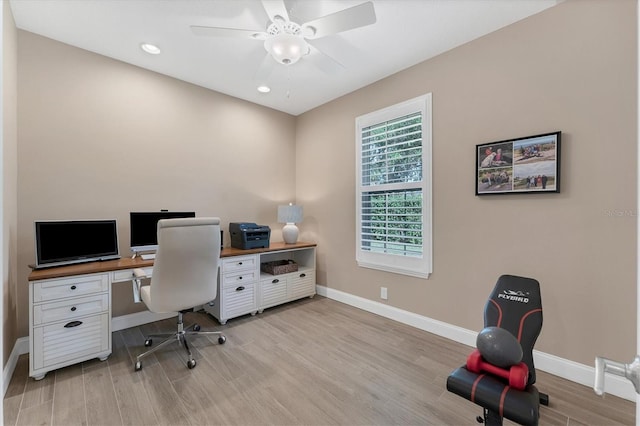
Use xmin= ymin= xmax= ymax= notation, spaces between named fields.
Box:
xmin=129 ymin=211 xmax=196 ymax=254
xmin=35 ymin=219 xmax=120 ymax=268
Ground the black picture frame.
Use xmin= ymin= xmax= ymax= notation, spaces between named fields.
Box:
xmin=476 ymin=131 xmax=561 ymax=196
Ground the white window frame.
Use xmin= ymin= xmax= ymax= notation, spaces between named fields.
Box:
xmin=355 ymin=94 xmax=432 ymax=279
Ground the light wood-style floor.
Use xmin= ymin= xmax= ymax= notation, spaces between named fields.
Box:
xmin=4 ymin=296 xmax=635 ymax=425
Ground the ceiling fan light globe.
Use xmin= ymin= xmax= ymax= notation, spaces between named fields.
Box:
xmin=264 ymin=33 xmax=307 ymax=65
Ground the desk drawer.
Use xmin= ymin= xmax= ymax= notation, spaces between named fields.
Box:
xmin=32 ymin=313 xmax=110 ymax=370
xmin=260 ymin=277 xmax=287 ymax=309
xmin=222 ymin=271 xmax=256 ymax=288
xmin=288 ymin=271 xmax=316 ymax=300
xmin=32 ymin=274 xmax=109 ymax=303
xmin=222 ymin=283 xmax=256 ymax=318
xmin=111 ymin=267 xmax=153 ymax=283
xmin=33 ymin=294 xmax=109 ymax=326
xmin=222 ymin=256 xmax=256 ymax=273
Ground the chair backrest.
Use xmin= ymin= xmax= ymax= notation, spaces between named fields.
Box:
xmin=149 ymin=217 xmax=221 ymax=312
xmin=484 ymin=274 xmax=543 ymax=386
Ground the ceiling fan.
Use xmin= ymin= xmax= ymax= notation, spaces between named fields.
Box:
xmin=191 ymin=0 xmax=376 ymax=77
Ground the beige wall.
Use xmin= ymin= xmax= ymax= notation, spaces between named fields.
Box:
xmin=296 ymin=0 xmax=637 ymax=365
xmin=16 ymin=31 xmax=297 ymax=337
xmin=3 ymin=0 xmax=18 ymax=367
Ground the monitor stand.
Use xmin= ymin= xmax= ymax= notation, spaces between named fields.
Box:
xmin=131 ymin=250 xmax=156 ymax=260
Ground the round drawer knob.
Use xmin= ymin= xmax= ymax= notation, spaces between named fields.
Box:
xmin=70 ymin=306 xmax=77 ymax=312
xmin=70 ymin=285 xmax=77 ymax=290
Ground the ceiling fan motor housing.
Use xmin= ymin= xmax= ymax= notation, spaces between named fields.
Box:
xmin=264 ymin=21 xmax=309 ymax=65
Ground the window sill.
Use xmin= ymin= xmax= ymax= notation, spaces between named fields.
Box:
xmin=356 ymin=260 xmax=431 ymax=279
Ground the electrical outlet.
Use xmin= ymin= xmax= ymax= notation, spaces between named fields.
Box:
xmin=381 ymin=287 xmax=388 ymax=300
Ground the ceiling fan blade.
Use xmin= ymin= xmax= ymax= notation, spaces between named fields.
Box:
xmin=261 ymin=0 xmax=290 ymax=23
xmin=191 ymin=25 xmax=265 ymax=39
xmin=305 ymin=44 xmax=344 ymax=75
xmin=302 ymin=2 xmax=376 ymax=40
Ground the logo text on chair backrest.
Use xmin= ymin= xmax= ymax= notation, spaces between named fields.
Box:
xmin=498 ymin=290 xmax=529 ymax=303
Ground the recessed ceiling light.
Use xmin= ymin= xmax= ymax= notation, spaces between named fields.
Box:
xmin=140 ymin=43 xmax=161 ymax=55
xmin=257 ymin=85 xmax=271 ymax=93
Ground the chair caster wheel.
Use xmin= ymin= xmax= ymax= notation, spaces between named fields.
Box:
xmin=187 ymin=359 xmax=196 ymax=369
xmin=218 ymin=335 xmax=226 ymax=344
xmin=135 ymin=361 xmax=142 ymax=371
xmin=193 ymin=324 xmax=201 ymax=332
xmin=144 ymin=339 xmax=152 ymax=347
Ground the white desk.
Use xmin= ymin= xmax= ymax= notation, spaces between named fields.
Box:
xmin=27 ymin=242 xmax=316 ymax=380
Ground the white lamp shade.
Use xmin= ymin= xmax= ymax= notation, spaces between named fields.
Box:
xmin=278 ymin=205 xmax=303 ymax=224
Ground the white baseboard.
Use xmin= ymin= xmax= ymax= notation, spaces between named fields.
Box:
xmin=3 ymin=336 xmax=28 ymax=396
xmin=316 ymin=285 xmax=636 ymax=402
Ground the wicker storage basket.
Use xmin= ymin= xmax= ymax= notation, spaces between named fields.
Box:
xmin=261 ymin=260 xmax=298 ymax=275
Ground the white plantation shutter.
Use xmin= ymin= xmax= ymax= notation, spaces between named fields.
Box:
xmin=356 ymin=94 xmax=432 ymax=278
xmin=360 ymin=189 xmax=423 ymax=256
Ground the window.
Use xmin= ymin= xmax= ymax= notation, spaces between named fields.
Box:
xmin=356 ymin=94 xmax=432 ymax=278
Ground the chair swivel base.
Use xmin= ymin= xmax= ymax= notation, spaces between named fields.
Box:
xmin=134 ymin=312 xmax=225 ymax=371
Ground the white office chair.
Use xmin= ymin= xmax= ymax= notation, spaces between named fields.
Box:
xmin=132 ymin=217 xmax=226 ymax=371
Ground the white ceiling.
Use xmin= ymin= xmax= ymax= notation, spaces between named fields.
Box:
xmin=9 ymin=0 xmax=560 ymax=116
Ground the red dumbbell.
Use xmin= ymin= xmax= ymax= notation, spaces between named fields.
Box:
xmin=466 ymin=349 xmax=529 ymax=390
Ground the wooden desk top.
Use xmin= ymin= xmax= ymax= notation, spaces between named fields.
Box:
xmin=28 ymin=241 xmax=317 ymax=281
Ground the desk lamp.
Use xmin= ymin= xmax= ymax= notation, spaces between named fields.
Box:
xmin=278 ymin=203 xmax=303 ymax=244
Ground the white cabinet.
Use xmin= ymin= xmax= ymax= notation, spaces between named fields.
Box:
xmin=258 ymin=247 xmax=316 ymax=312
xmin=205 ymin=255 xmax=258 ymax=325
xmin=29 ymin=273 xmax=112 ymax=380
xmin=206 ymin=245 xmax=316 ymax=324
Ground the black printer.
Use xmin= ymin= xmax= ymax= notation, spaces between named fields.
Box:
xmin=229 ymin=222 xmax=271 ymax=249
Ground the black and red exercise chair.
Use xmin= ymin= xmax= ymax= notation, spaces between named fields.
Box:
xmin=446 ymin=275 xmax=548 ymax=426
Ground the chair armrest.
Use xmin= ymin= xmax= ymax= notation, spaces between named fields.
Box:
xmin=131 ymin=268 xmax=148 ymax=303
xmin=133 ymin=268 xmax=148 ymax=279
